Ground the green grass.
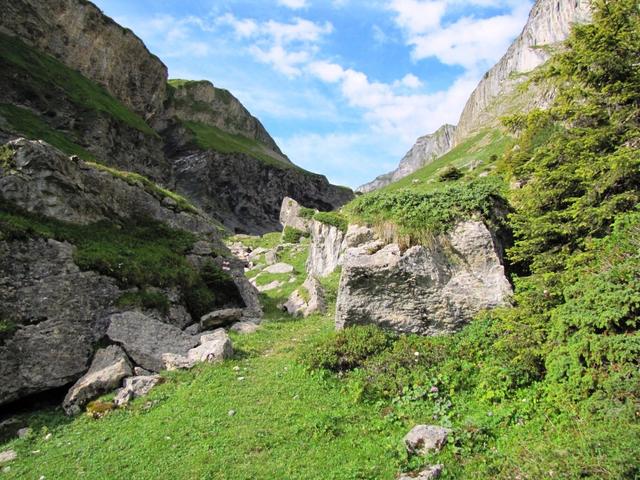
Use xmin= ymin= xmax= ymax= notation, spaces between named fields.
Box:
xmin=0 ymin=33 xmax=156 ymax=136
xmin=229 ymin=232 xmax=283 ymax=250
xmin=313 ymin=211 xmax=348 ymax=233
xmin=184 ymin=120 xmax=313 ymax=173
xmin=0 ymin=104 xmax=95 ymax=161
xmin=116 ymin=290 xmax=170 ymax=315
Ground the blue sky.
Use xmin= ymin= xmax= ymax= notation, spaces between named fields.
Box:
xmin=93 ymin=0 xmax=532 ymax=188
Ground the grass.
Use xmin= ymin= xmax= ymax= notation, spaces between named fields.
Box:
xmin=313 ymin=211 xmax=348 ymax=233
xmin=0 ymin=33 xmax=156 ymax=136
xmin=0 ymin=104 xmax=95 ymax=161
xmin=183 ymin=120 xmax=314 ymax=173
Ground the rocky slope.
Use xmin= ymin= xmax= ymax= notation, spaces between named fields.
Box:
xmin=357 ymin=125 xmax=456 ymax=193
xmin=453 ymin=0 xmax=592 ymax=145
xmin=0 ymin=0 xmax=353 ymax=234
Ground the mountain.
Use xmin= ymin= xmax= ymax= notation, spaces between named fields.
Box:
xmin=357 ymin=125 xmax=456 ymax=193
xmin=0 ymin=0 xmax=353 ymax=234
xmin=358 ymin=0 xmax=592 ymax=192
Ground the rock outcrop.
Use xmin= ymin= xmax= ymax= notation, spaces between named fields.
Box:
xmin=358 ymin=125 xmax=456 ymax=193
xmin=306 ymin=220 xmax=346 ymax=277
xmin=0 ymin=0 xmax=168 ymax=120
xmin=63 ymin=345 xmax=133 ymax=415
xmin=284 ymin=276 xmax=327 ymax=318
xmin=172 ymin=150 xmax=353 ymax=234
xmin=0 ymin=238 xmax=120 ymax=405
xmin=279 ymin=197 xmax=312 ymax=232
xmin=453 ymin=0 xmax=592 ymax=145
xmin=336 ymin=221 xmax=512 ymax=335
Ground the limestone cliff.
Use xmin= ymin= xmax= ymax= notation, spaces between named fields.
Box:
xmin=453 ymin=0 xmax=592 ymax=145
xmin=0 ymin=0 xmax=168 ymax=120
xmin=357 ymin=125 xmax=456 ymax=193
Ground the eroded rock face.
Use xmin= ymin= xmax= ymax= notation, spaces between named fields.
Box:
xmin=0 ymin=238 xmax=120 ymax=406
xmin=279 ymin=197 xmax=312 ymax=232
xmin=63 ymin=345 xmax=133 ymax=415
xmin=453 ymin=0 xmax=592 ymax=144
xmin=172 ymin=150 xmax=353 ymax=234
xmin=0 ymin=139 xmax=219 ymax=236
xmin=1 ymin=0 xmax=168 ymax=119
xmin=306 ymin=220 xmax=346 ymax=277
xmin=336 ymin=221 xmax=512 ymax=335
xmin=358 ymin=125 xmax=456 ymax=193
xmin=106 ymin=312 xmax=199 ymax=372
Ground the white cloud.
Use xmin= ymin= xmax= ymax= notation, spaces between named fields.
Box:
xmin=277 ymin=0 xmax=309 ymax=9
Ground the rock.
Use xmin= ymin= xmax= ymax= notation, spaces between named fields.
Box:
xmin=0 ymin=450 xmax=17 ymax=464
xmin=106 ymin=312 xmax=199 ymax=372
xmin=257 ymin=280 xmax=283 ymax=292
xmin=200 ymin=308 xmax=244 ymax=329
xmin=114 ymin=375 xmax=162 ymax=407
xmin=0 ymin=238 xmax=120 ymax=407
xmin=404 ymin=425 xmax=450 ymax=456
xmin=230 ymin=322 xmax=260 ymax=334
xmin=228 ymin=410 xmax=236 ymax=417
xmin=336 ymin=221 xmax=512 ymax=335
xmin=134 ymin=367 xmax=153 ymax=376
xmin=358 ymin=125 xmax=456 ymax=193
xmin=263 ymin=263 xmax=294 ymax=274
xmin=0 ymin=419 xmax=23 ymax=442
xmin=397 ymin=465 xmax=443 ymax=480
xmin=284 ymin=276 xmax=327 ymax=318
xmin=184 ymin=324 xmax=201 ymax=335
xmin=264 ymin=250 xmax=278 ymax=265
xmin=16 ymin=428 xmax=31 ymax=439
xmin=219 ymin=259 xmax=263 ymax=322
xmin=63 ymin=345 xmax=133 ymax=415
xmin=343 ymin=224 xmax=376 ymax=249
xmin=306 ymin=220 xmax=346 ymax=277
xmin=279 ymin=197 xmax=312 ymax=232
xmin=163 ymin=329 xmax=233 ymax=370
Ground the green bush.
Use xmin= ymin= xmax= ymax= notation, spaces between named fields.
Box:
xmin=299 ymin=207 xmax=315 ymax=219
xmin=282 ymin=226 xmax=308 ymax=244
xmin=117 ymin=290 xmax=170 ymax=314
xmin=438 ymin=165 xmax=463 ymax=182
xmin=313 ymin=211 xmax=348 ymax=233
xmin=300 ymin=325 xmax=396 ymax=373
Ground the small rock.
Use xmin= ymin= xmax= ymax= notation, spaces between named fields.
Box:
xmin=397 ymin=464 xmax=443 ymax=480
xmin=232 ymin=366 xmax=241 ymax=371
xmin=0 ymin=450 xmax=17 ymax=464
xmin=237 ymin=377 xmax=245 ymax=381
xmin=404 ymin=425 xmax=450 ymax=456
xmin=200 ymin=308 xmax=244 ymax=329
xmin=2 ymin=466 xmax=10 ymax=473
xmin=113 ymin=375 xmax=162 ymax=407
xmin=230 ymin=322 xmax=259 ymax=334
xmin=257 ymin=280 xmax=283 ymax=292
xmin=17 ymin=427 xmax=32 ymax=439
xmin=228 ymin=410 xmax=236 ymax=417
xmin=263 ymin=263 xmax=294 ymax=274
xmin=44 ymin=433 xmax=52 ymax=441
xmin=264 ymin=250 xmax=278 ymax=265
xmin=164 ymin=330 xmax=233 ymax=371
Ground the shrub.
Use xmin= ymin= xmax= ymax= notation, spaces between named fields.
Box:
xmin=282 ymin=226 xmax=308 ymax=244
xmin=313 ymin=211 xmax=348 ymax=233
xmin=438 ymin=165 xmax=463 ymax=182
xmin=299 ymin=207 xmax=315 ymax=219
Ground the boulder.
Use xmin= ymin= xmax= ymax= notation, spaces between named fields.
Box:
xmin=265 ymin=250 xmax=278 ymax=265
xmin=263 ymin=263 xmax=294 ymax=274
xmin=63 ymin=345 xmax=133 ymax=415
xmin=336 ymin=221 xmax=512 ymax=335
xmin=114 ymin=375 xmax=162 ymax=407
xmin=106 ymin=312 xmax=199 ymax=372
xmin=284 ymin=276 xmax=327 ymax=318
xmin=404 ymin=425 xmax=450 ymax=456
xmin=306 ymin=220 xmax=345 ymax=277
xmin=200 ymin=308 xmax=244 ymax=329
xmin=279 ymin=197 xmax=312 ymax=232
xmin=0 ymin=450 xmax=17 ymax=465
xmin=397 ymin=465 xmax=443 ymax=480
xmin=163 ymin=329 xmax=233 ymax=370
xmin=230 ymin=322 xmax=260 ymax=334
xmin=0 ymin=238 xmax=120 ymax=407
xmin=256 ymin=280 xmax=283 ymax=292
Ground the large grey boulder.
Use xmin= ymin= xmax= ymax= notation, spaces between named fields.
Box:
xmin=263 ymin=263 xmax=294 ymax=274
xmin=106 ymin=312 xmax=199 ymax=372
xmin=336 ymin=220 xmax=512 ymax=335
xmin=284 ymin=276 xmax=327 ymax=318
xmin=0 ymin=238 xmax=120 ymax=407
xmin=279 ymin=197 xmax=312 ymax=232
xmin=404 ymin=425 xmax=451 ymax=456
xmin=200 ymin=308 xmax=244 ymax=329
xmin=63 ymin=345 xmax=133 ymax=415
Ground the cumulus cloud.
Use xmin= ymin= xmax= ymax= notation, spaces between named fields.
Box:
xmin=277 ymin=0 xmax=309 ymax=9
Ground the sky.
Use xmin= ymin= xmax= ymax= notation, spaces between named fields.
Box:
xmin=93 ymin=0 xmax=533 ymax=188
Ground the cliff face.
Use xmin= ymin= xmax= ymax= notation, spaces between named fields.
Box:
xmin=453 ymin=0 xmax=592 ymax=145
xmin=0 ymin=0 xmax=168 ymax=120
xmin=357 ymin=125 xmax=456 ymax=193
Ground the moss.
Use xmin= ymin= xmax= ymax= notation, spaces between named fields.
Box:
xmin=0 ymin=144 xmax=14 ymax=168
xmin=116 ymin=290 xmax=170 ymax=314
xmin=0 ymin=33 xmax=156 ymax=136
xmin=86 ymin=400 xmax=116 ymax=418
xmin=299 ymin=207 xmax=316 ymax=219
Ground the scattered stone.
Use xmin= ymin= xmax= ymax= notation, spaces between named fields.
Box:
xmin=114 ymin=375 xmax=163 ymax=407
xmin=263 ymin=263 xmax=294 ymax=274
xmin=257 ymin=280 xmax=283 ymax=292
xmin=230 ymin=322 xmax=259 ymax=334
xmin=43 ymin=433 xmax=52 ymax=441
xmin=17 ymin=427 xmax=31 ymax=439
xmin=404 ymin=425 xmax=450 ymax=456
xmin=200 ymin=308 xmax=244 ymax=329
xmin=63 ymin=345 xmax=133 ymax=415
xmin=284 ymin=276 xmax=327 ymax=317
xmin=0 ymin=450 xmax=16 ymax=465
xmin=106 ymin=312 xmax=199 ymax=372
xmin=264 ymin=250 xmax=278 ymax=265
xmin=228 ymin=410 xmax=236 ymax=417
xmin=163 ymin=329 xmax=233 ymax=371
xmin=397 ymin=465 xmax=443 ymax=480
